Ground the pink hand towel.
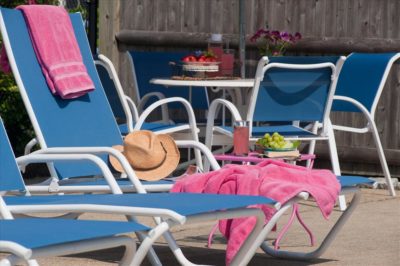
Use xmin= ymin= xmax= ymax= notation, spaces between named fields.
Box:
xmin=171 ymin=160 xmax=340 ymax=265
xmin=17 ymin=5 xmax=94 ymax=99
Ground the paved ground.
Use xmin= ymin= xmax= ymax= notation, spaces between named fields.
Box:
xmin=2 ymin=188 xmax=399 ymax=265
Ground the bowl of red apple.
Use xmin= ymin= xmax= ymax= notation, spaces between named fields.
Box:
xmin=181 ymin=51 xmax=220 ymax=73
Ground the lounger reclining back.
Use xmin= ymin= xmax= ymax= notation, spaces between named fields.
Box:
xmin=0 ymin=119 xmax=26 ymax=193
xmin=0 ymin=9 xmax=123 ymax=179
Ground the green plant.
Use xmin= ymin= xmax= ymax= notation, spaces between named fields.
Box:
xmin=0 ymin=0 xmax=58 ymax=155
xmin=0 ymin=70 xmax=35 ymax=156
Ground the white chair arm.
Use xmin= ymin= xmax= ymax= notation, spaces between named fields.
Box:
xmin=175 ymin=140 xmax=220 ymax=171
xmin=332 ymin=96 xmax=372 ymax=132
xmin=205 ymin=98 xmax=242 ymax=150
xmin=30 ymin=147 xmax=146 ymax=194
xmin=138 ymin=92 xmax=170 ymax=123
xmin=135 ymin=97 xmax=197 ymax=136
xmin=16 ymin=153 xmax=122 ymax=194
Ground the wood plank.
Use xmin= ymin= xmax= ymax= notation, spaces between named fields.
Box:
xmin=98 ymin=0 xmax=120 ymax=70
xmin=346 ymin=0 xmax=357 ymax=37
xmin=324 ymin=0 xmax=337 ymax=37
xmin=315 ymin=145 xmax=400 ymax=165
xmin=313 ymin=0 xmax=325 ymax=36
xmin=336 ymin=0 xmax=348 ymax=37
xmin=368 ymin=0 xmax=384 ymax=38
xmin=358 ymin=0 xmax=369 ymax=37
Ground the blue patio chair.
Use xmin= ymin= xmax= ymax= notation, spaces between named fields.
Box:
xmin=127 ymin=50 xmax=210 ymax=114
xmin=0 ymin=7 xmax=209 ymax=193
xmin=0 ymin=116 xmax=279 ymax=265
xmin=205 ymin=56 xmax=344 ymax=175
xmin=95 ymin=54 xmax=200 ymax=140
xmin=330 ymin=52 xmax=400 ymax=197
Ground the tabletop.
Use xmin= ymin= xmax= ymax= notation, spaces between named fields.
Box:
xmin=150 ymin=78 xmax=254 ymax=88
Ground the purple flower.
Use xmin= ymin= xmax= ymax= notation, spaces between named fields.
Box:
xmin=251 ymin=28 xmax=302 ymax=56
xmin=294 ymin=32 xmax=302 ymax=40
xmin=280 ymin=32 xmax=291 ymax=42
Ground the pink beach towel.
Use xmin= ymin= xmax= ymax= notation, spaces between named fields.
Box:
xmin=17 ymin=5 xmax=94 ymax=99
xmin=171 ymin=160 xmax=340 ymax=265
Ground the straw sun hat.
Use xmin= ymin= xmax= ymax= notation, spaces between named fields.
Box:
xmin=109 ymin=130 xmax=180 ymax=181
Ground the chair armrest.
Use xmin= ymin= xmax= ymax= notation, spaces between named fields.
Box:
xmin=138 ymin=92 xmax=170 ymax=123
xmin=16 ymin=153 xmax=123 ymax=194
xmin=332 ymin=96 xmax=371 ymax=133
xmin=124 ymin=95 xmax=139 ymax=132
xmin=30 ymin=147 xmax=146 ymax=193
xmin=205 ymin=98 xmax=243 ymax=149
xmin=135 ymin=97 xmax=198 ymax=138
xmin=175 ymin=140 xmax=220 ymax=171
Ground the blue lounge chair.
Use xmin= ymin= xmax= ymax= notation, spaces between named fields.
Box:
xmin=0 ymin=115 xmax=375 ymax=263
xmin=0 ymin=116 xmax=281 ymax=265
xmin=331 ymin=52 xmax=400 ymax=197
xmin=205 ymin=56 xmax=344 ymax=173
xmin=0 ymin=7 xmax=210 ymax=193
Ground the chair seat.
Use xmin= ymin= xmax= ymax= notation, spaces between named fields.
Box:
xmin=218 ymin=125 xmax=317 ymax=137
xmin=5 ymin=193 xmax=275 ymax=217
xmin=337 ymin=175 xmax=374 ymax=188
xmin=57 ymin=178 xmax=174 ymax=186
xmin=0 ymin=218 xmax=148 ymax=249
xmin=119 ymin=122 xmax=186 ymax=135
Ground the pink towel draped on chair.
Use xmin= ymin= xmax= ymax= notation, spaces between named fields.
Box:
xmin=171 ymin=160 xmax=341 ymax=265
xmin=17 ymin=5 xmax=94 ymax=99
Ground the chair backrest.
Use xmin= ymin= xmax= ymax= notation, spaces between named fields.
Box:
xmin=247 ymin=56 xmax=341 ymax=126
xmin=0 ymin=118 xmax=26 ymax=193
xmin=332 ymin=52 xmax=400 ymax=116
xmin=127 ymin=50 xmax=209 ymax=109
xmin=95 ymin=58 xmax=127 ymax=123
xmin=0 ymin=8 xmax=123 ymax=179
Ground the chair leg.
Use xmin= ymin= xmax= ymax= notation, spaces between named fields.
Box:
xmin=327 ymin=120 xmax=347 ymax=211
xmin=369 ymin=121 xmax=396 ymax=196
xmin=261 ymin=188 xmax=361 ymax=260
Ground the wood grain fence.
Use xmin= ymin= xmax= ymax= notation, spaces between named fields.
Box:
xmin=99 ymin=0 xmax=400 ymax=177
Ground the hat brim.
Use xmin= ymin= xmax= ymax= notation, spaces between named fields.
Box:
xmin=109 ymin=134 xmax=180 ymax=181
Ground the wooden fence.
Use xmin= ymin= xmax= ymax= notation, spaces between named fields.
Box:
xmin=98 ymin=0 xmax=400 ymax=177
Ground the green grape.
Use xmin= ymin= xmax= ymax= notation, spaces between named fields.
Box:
xmin=264 ymin=133 xmax=270 ymax=139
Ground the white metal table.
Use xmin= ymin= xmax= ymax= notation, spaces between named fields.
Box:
xmin=149 ymin=78 xmax=254 ymax=116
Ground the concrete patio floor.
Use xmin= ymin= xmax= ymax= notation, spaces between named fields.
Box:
xmin=3 ymin=188 xmax=399 ymax=265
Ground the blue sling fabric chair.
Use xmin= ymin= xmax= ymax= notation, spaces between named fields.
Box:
xmin=95 ymin=54 xmax=201 ymax=141
xmin=0 ymin=7 xmax=209 ymax=193
xmin=205 ymin=56 xmax=344 ymax=175
xmin=127 ymin=50 xmax=210 ymax=113
xmin=0 ymin=117 xmax=281 ymax=265
xmin=330 ymin=52 xmax=400 ymax=197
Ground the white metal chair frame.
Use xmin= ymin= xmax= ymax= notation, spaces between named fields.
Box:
xmin=2 ymin=152 xmax=307 ymax=266
xmin=95 ymin=54 xmax=203 ymax=169
xmin=205 ymin=57 xmax=344 ymax=175
xmin=329 ymin=53 xmax=400 ymax=197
